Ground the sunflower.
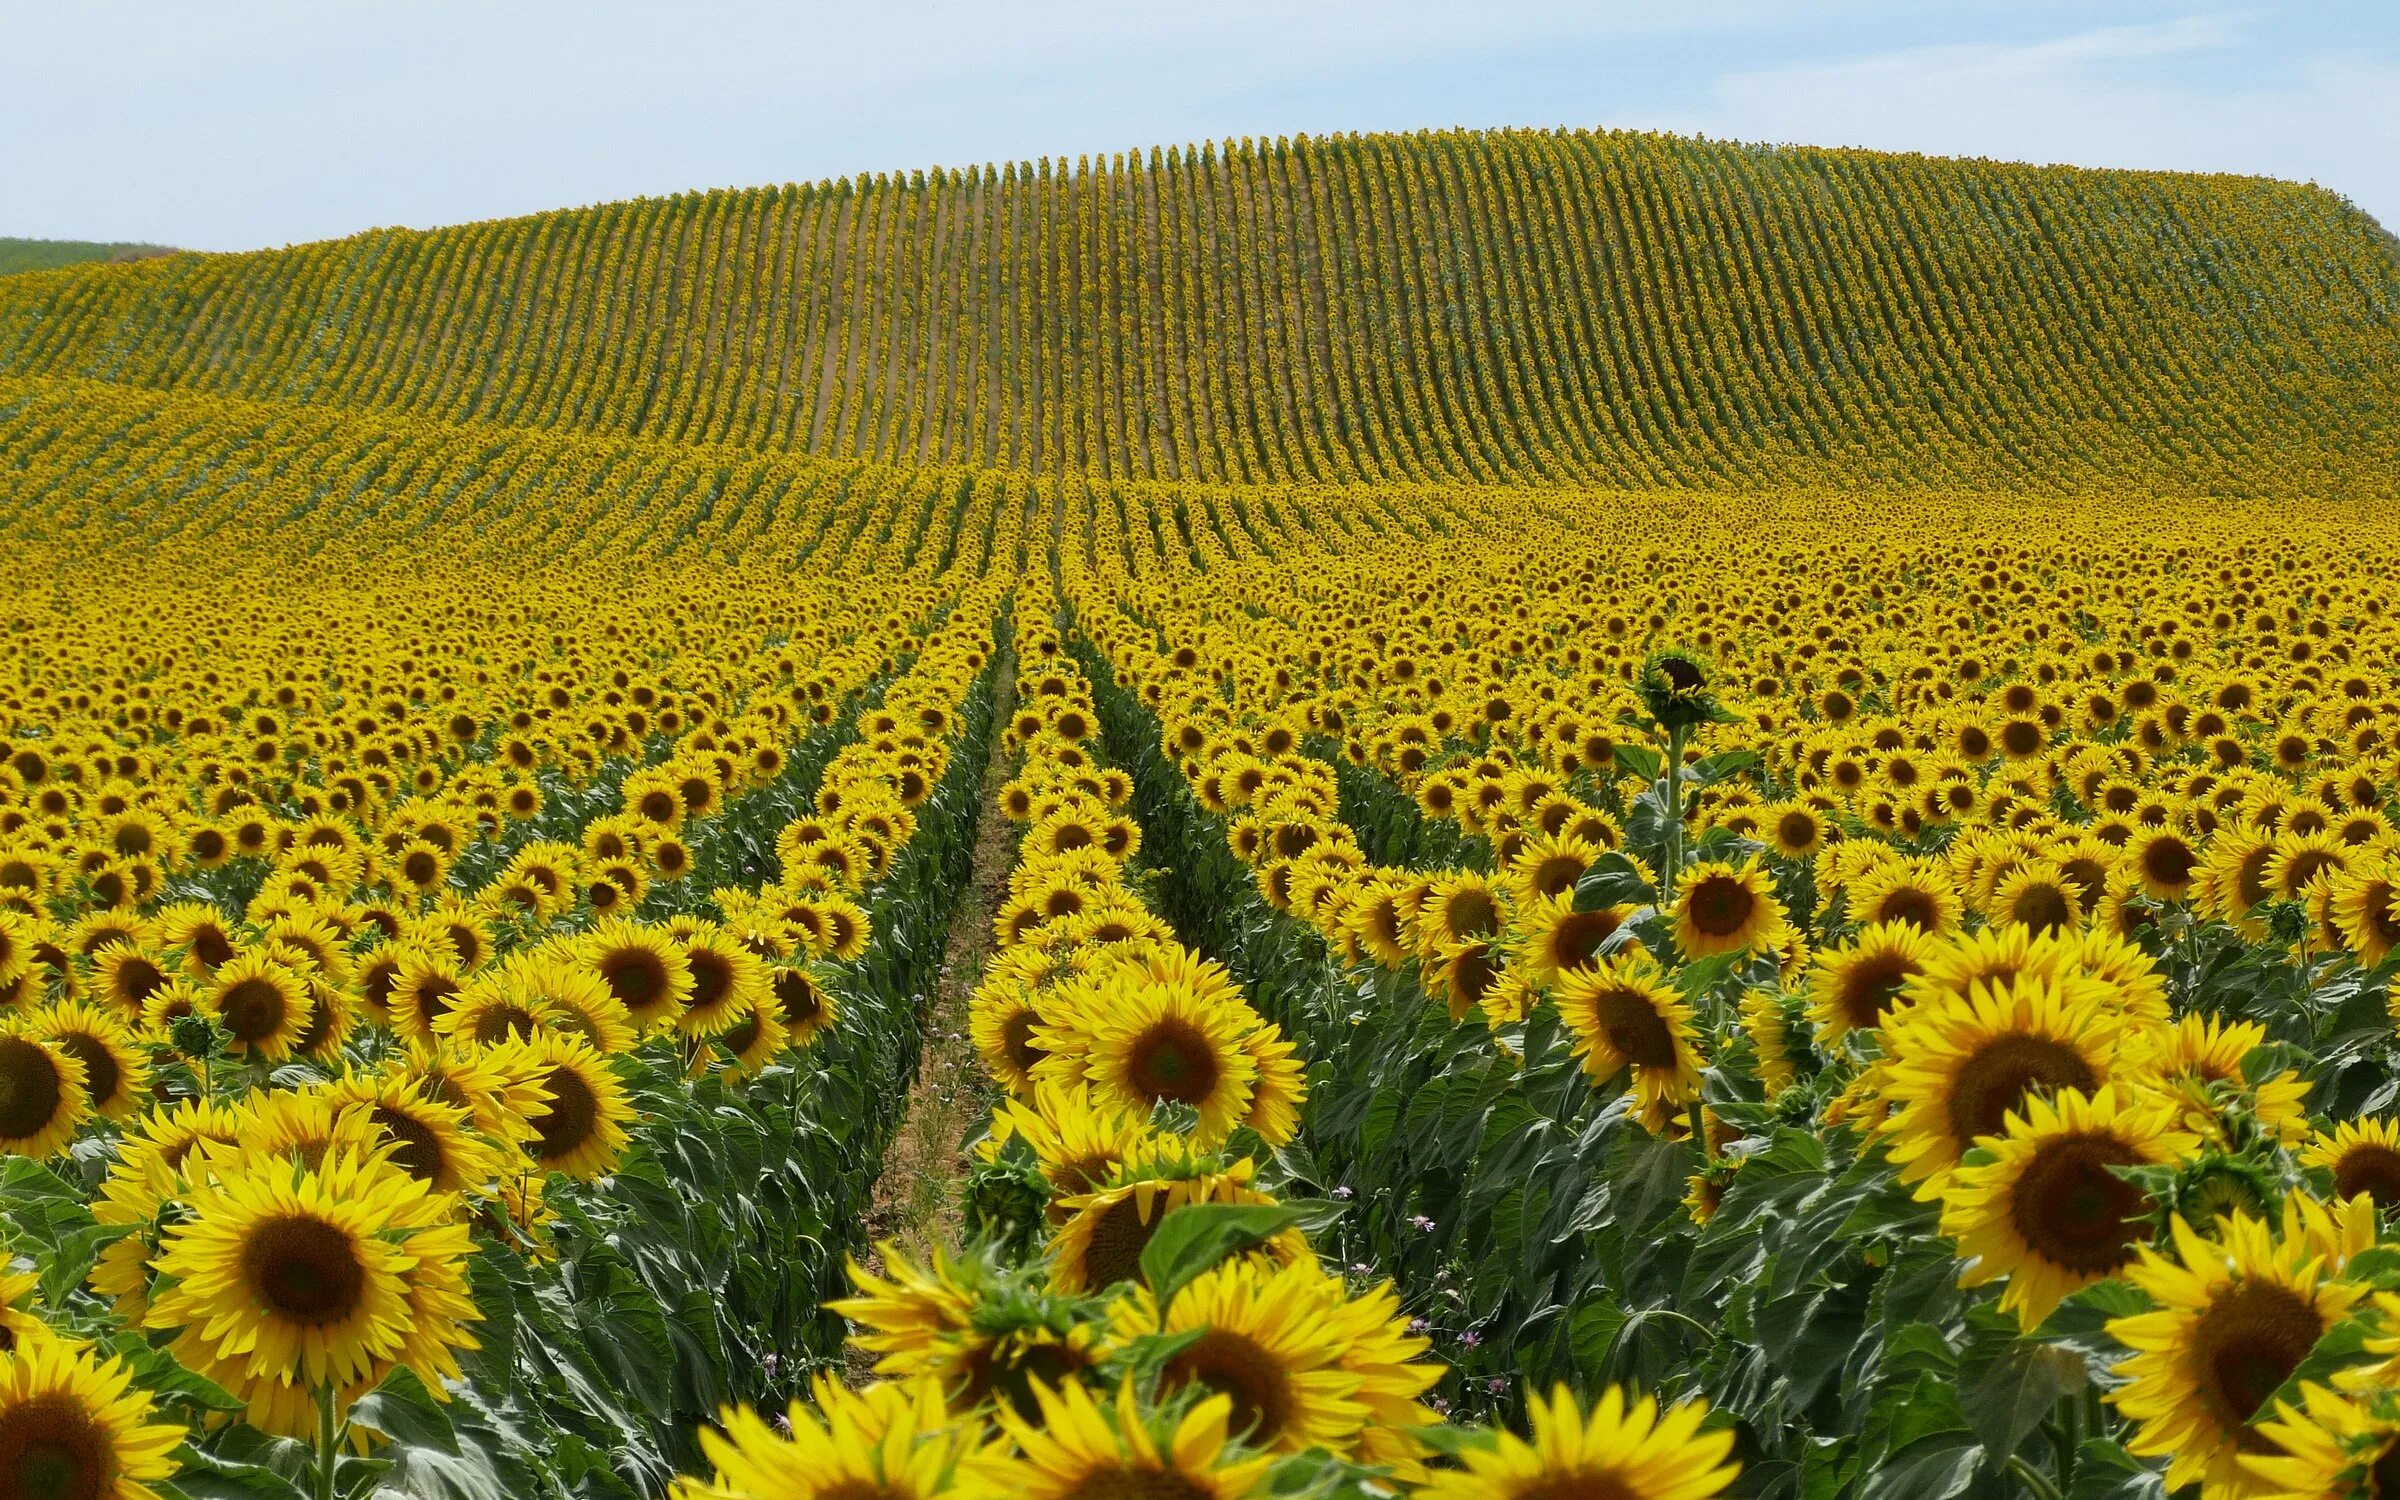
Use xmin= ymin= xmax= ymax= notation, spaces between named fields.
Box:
xmin=2202 ymin=828 xmax=2278 ymax=937
xmin=990 ymin=1377 xmax=1277 ymax=1500
xmin=831 ymin=1246 xmax=1103 ymax=1417
xmin=1844 ymin=855 xmax=1963 ymax=936
xmin=1552 ymin=955 xmax=1706 ymax=1129
xmin=971 ymin=982 xmax=1051 ymax=1097
xmin=2304 ymin=1117 xmax=2400 ymax=1213
xmin=505 ymin=1032 xmax=634 ymax=1180
xmin=1238 ymin=1023 xmax=1306 ymax=1147
xmin=0 ymin=1030 xmax=90 ymax=1158
xmin=1045 ymin=963 xmax=1260 ymax=1146
xmin=1991 ymin=860 xmax=2086 ymax=936
xmin=1878 ymin=972 xmax=2130 ymax=1196
xmin=147 ymin=1147 xmax=481 ymax=1437
xmin=2331 ymin=863 xmax=2400 ymax=967
xmin=769 ymin=965 xmax=838 ymax=1052
xmin=2109 ymin=1211 xmax=2362 ymax=1499
xmin=2265 ymin=829 xmax=2348 ymax=903
xmin=2137 ymin=1012 xmax=2313 ymax=1147
xmin=1414 ymin=1382 xmax=1739 ymax=1500
xmin=578 ymin=918 xmax=693 ymax=1032
xmin=327 ymin=1073 xmax=506 ymax=1196
xmin=386 ymin=946 xmax=466 ymax=1050
xmin=1765 ymin=802 xmax=1828 ymax=860
xmin=0 ymin=1338 xmax=184 ymax=1500
xmin=672 ymin=1374 xmax=997 ymax=1500
xmin=1671 ymin=860 xmax=1782 ymax=959
xmin=1109 ymin=1256 xmax=1437 ymax=1461
xmin=438 ymin=973 xmax=554 ymax=1049
xmin=1046 ymin=1156 xmax=1299 ymax=1295
xmin=674 ymin=924 xmax=769 ymax=1040
xmin=1939 ymin=1086 xmax=2196 ymax=1329
xmin=992 ymin=1082 xmax=1162 ymax=1213
xmin=506 ymin=954 xmax=637 ymax=1053
xmin=703 ymin=992 xmax=787 ymax=1079
xmin=0 ymin=1267 xmax=50 ymax=1355
xmin=91 ymin=944 xmax=173 ymax=1019
xmin=29 ymin=1001 xmax=148 ymax=1120
xmin=203 ymin=949 xmax=315 ymax=1062
xmin=2246 ymin=1383 xmax=2400 ymax=1500
xmin=1419 ymin=872 xmax=1504 ymax=958
xmin=1806 ymin=920 xmax=1935 ymax=1042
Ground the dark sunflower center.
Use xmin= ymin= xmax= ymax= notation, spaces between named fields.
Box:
xmin=1167 ymin=1329 xmax=1294 ymax=1443
xmin=2280 ymin=850 xmax=2337 ymax=896
xmin=1000 ymin=1010 xmax=1045 ymax=1074
xmin=1082 ymin=1194 xmax=1162 ymax=1289
xmin=0 ymin=1038 xmax=67 ymax=1141
xmin=1443 ymin=888 xmax=1498 ymax=940
xmin=603 ymin=951 xmax=663 ymax=1008
xmin=243 ymin=1215 xmax=368 ymax=1325
xmin=1595 ymin=985 xmax=1680 ymax=1069
xmin=1946 ymin=1035 xmax=2098 ymax=1147
xmin=0 ymin=1394 xmax=110 ymax=1500
xmin=2140 ymin=839 xmax=2196 ymax=888
xmin=685 ymin=951 xmax=731 ymax=1013
xmin=1687 ymin=875 xmax=1755 ymax=937
xmin=966 ymin=1336 xmax=1094 ymax=1423
xmin=2005 ymin=1132 xmax=2146 ymax=1273
xmin=1514 ymin=1478 xmax=1643 ymax=1500
xmin=532 ymin=1066 xmax=600 ymax=1161
xmin=411 ymin=975 xmax=459 ymax=1029
xmin=1549 ymin=910 xmax=1619 ymax=973
xmin=773 ymin=970 xmax=824 ymax=1029
xmin=372 ymin=1105 xmax=448 ymax=1184
xmin=114 ymin=958 xmax=167 ymax=1005
xmin=474 ymin=1004 xmax=541 ymax=1045
xmin=2334 ymin=1145 xmax=2400 ymax=1210
xmin=1056 ymin=1470 xmax=1216 ymax=1500
xmin=1840 ymin=954 xmax=1920 ymax=1032
xmin=2193 ymin=1282 xmax=2323 ymax=1437
xmin=1873 ymin=887 xmax=1941 ymax=931
xmin=1778 ymin=812 xmax=1817 ymax=848
xmin=218 ymin=977 xmax=289 ymax=1041
xmin=50 ymin=1036 xmax=118 ymax=1112
xmin=1127 ymin=1019 xmax=1221 ymax=1105
xmin=2011 ymin=882 xmax=2074 ymax=934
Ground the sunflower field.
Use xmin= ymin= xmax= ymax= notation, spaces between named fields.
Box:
xmin=2 ymin=126 xmax=2399 ymax=1500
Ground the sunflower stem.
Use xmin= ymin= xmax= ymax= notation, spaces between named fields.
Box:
xmin=1661 ymin=721 xmax=1691 ymax=906
xmin=1687 ymin=1097 xmax=1713 ymax=1162
xmin=314 ymin=1380 xmax=338 ymax=1500
xmin=2004 ymin=1454 xmax=2064 ymax=1500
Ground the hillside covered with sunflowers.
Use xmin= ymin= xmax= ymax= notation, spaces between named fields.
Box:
xmin=0 ymin=125 xmax=2397 ymax=1500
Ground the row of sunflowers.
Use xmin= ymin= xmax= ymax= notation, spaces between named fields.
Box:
xmin=0 ymin=520 xmax=1014 ymax=1498
xmin=655 ymin=599 xmax=1739 ymax=1498
xmin=1036 ymin=483 xmax=2400 ymax=1497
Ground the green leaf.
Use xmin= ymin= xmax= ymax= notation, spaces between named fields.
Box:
xmin=2065 ymin=1439 xmax=2168 ymax=1500
xmin=1137 ymin=1202 xmax=1305 ymax=1302
xmin=1612 ymin=743 xmax=1664 ymax=781
xmin=1963 ymin=1337 xmax=2087 ymax=1458
xmin=165 ymin=1446 xmax=310 ymax=1500
xmin=349 ymin=1368 xmax=458 ymax=1456
xmin=1572 ymin=852 xmax=1657 ymax=911
xmin=1686 ymin=749 xmax=1761 ymax=785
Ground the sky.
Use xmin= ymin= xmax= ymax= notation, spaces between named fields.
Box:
xmin=3 ymin=1 xmax=2395 ymax=253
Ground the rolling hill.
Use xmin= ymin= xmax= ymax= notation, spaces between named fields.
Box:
xmin=0 ymin=128 xmax=2391 ymax=497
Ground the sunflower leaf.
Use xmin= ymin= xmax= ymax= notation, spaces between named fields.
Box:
xmin=1137 ymin=1201 xmax=1306 ymax=1303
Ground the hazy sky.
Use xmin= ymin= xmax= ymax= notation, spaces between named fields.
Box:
xmin=5 ymin=1 xmax=2395 ymax=253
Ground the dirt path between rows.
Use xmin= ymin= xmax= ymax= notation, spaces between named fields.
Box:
xmin=856 ymin=632 xmax=1020 ymax=1273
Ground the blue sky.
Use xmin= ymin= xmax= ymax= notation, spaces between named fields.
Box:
xmin=4 ymin=1 xmax=2395 ymax=252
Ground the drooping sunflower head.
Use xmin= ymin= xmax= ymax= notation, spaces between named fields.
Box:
xmin=499 ymin=1031 xmax=634 ymax=1180
xmin=990 ymin=1375 xmax=1279 ymax=1500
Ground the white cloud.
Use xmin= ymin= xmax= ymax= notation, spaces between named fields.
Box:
xmin=1635 ymin=15 xmax=2400 ymax=227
